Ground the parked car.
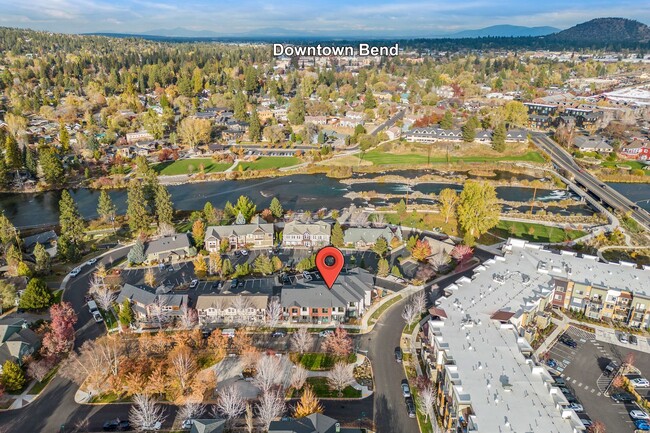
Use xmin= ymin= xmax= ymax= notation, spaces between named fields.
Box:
xmin=87 ymin=257 xmax=98 ymax=266
xmin=189 ymin=279 xmax=199 ymax=289
xmin=181 ymin=419 xmax=194 ymax=429
xmin=401 ymin=381 xmax=411 ymax=398
xmin=568 ymin=403 xmax=584 ymax=412
xmin=405 ymin=398 xmax=416 ymax=418
xmin=241 ymin=250 xmax=249 ymax=256
xmin=559 ymin=335 xmax=577 ymax=348
xmin=272 ymin=330 xmax=286 ymax=338
xmin=630 ymin=378 xmax=650 ymax=388
xmin=604 ymin=361 xmax=619 ymax=377
xmin=234 ymin=250 xmax=242 ymax=257
xmin=630 ymin=334 xmax=638 ymax=345
xmin=395 ymin=347 xmax=403 ymax=363
xmin=552 ymin=376 xmax=566 ymax=386
xmin=92 ymin=311 xmax=103 ymax=323
xmin=631 ymin=410 xmax=650 ymax=420
xmin=102 ymin=419 xmax=131 ymax=431
xmin=635 ymin=420 xmax=650 ymax=431
xmin=69 ymin=267 xmax=81 ymax=277
xmin=211 ymin=281 xmax=221 ymax=290
xmin=618 ymin=333 xmax=629 ymax=344
xmin=546 ymin=359 xmax=558 ymax=369
xmin=142 ymin=421 xmax=161 ymax=431
xmin=231 ymin=279 xmax=239 ymax=288
xmin=579 ymin=418 xmax=592 ymax=428
xmin=611 ymin=392 xmax=635 ymax=403
xmin=318 ymin=330 xmax=334 ymax=338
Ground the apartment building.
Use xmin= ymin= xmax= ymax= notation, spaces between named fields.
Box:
xmin=204 ymin=216 xmax=274 ymax=251
xmin=282 ymin=220 xmax=331 ymax=248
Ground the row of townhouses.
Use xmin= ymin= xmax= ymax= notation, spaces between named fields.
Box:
xmin=421 ymin=238 xmax=650 ymax=433
xmin=404 ymin=127 xmax=528 ymax=144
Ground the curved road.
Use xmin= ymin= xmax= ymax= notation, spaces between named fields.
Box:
xmin=1 ymin=243 xmax=443 ymax=433
xmin=531 ymin=133 xmax=650 ymax=230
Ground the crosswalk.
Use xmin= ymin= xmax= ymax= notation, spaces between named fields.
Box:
xmin=565 ymin=326 xmax=595 ymax=342
xmin=560 ymin=372 xmax=602 ymax=396
xmin=596 ymin=373 xmax=613 ymax=394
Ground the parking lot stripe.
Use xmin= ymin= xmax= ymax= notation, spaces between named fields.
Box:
xmin=597 ymin=392 xmax=601 ymax=396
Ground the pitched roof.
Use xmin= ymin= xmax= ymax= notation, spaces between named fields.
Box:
xmin=144 ymin=234 xmax=192 ymax=256
xmin=343 ymin=226 xmax=402 ymax=245
xmin=117 ymin=284 xmax=157 ymax=306
xmin=190 ymin=419 xmax=226 ymax=433
xmin=205 ymin=219 xmax=274 ymax=240
xmin=283 ymin=221 xmax=331 ymax=236
xmin=268 ymin=413 xmax=338 ymax=433
xmin=196 ymin=294 xmax=269 ymax=311
xmin=281 ymin=269 xmax=374 ymax=309
xmin=22 ymin=230 xmax=58 ymax=249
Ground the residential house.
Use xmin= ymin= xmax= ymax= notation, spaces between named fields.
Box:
xmin=281 ymin=268 xmax=375 ymax=323
xmin=0 ymin=318 xmax=41 ymax=372
xmin=524 ymin=102 xmax=558 ymax=115
xmin=305 ymin=116 xmax=328 ymax=125
xmin=144 ymin=234 xmax=195 ymax=264
xmin=628 ymin=293 xmax=650 ymax=329
xmin=22 ymin=230 xmax=58 ymax=257
xmin=343 ymin=226 xmax=402 ymax=249
xmin=385 ymin=126 xmax=401 ymax=140
xmin=282 ymin=221 xmax=331 ymax=248
xmin=405 ymin=127 xmax=463 ymax=143
xmin=258 ymin=110 xmax=274 ymax=123
xmin=529 ymin=114 xmax=553 ymax=129
xmin=116 ymin=284 xmax=189 ymax=324
xmin=205 ymin=216 xmax=274 ymax=251
xmin=189 ymin=420 xmax=226 ymax=433
xmin=338 ymin=117 xmax=365 ymax=128
xmin=619 ymin=140 xmax=650 ymax=160
xmin=269 ymin=413 xmax=362 ymax=433
xmin=505 ymin=129 xmax=528 ymax=142
xmin=573 ymin=136 xmax=613 ymax=153
xmin=195 ymin=294 xmax=269 ymax=325
xmin=272 ymin=107 xmax=288 ymax=121
xmin=126 ymin=131 xmax=155 ymax=144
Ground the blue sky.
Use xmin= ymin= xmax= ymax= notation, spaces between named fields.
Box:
xmin=0 ymin=0 xmax=648 ymax=36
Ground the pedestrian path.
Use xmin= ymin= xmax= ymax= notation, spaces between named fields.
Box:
xmin=559 ymin=373 xmax=602 ymax=397
xmin=7 ymin=383 xmax=37 ymax=410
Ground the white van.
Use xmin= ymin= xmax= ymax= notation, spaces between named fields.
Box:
xmin=221 ymin=328 xmax=236 ymax=338
xmin=87 ymin=300 xmax=99 ymax=313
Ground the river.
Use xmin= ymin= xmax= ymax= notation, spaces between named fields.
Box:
xmin=0 ymin=173 xmax=600 ymax=229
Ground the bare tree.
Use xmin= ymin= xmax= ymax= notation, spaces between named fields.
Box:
xmin=322 ymin=327 xmax=352 ymax=357
xmin=213 ymin=385 xmax=246 ymax=427
xmin=402 ymin=303 xmax=418 ymax=327
xmin=411 ymin=291 xmax=427 ymax=314
xmin=291 ymin=365 xmax=308 ymax=390
xmin=266 ymin=297 xmax=283 ymax=327
xmin=27 ymin=357 xmax=53 ymax=382
xmin=253 ymin=354 xmax=283 ymax=394
xmin=178 ymin=400 xmax=205 ymax=422
xmin=428 ymin=252 xmax=449 ymax=272
xmin=418 ymin=384 xmax=436 ymax=422
xmin=93 ymin=286 xmax=117 ymax=312
xmin=290 ymin=328 xmax=312 ymax=354
xmin=151 ymin=296 xmax=170 ymax=329
xmin=256 ymin=390 xmax=285 ymax=431
xmin=129 ymin=394 xmax=167 ymax=432
xmin=179 ymin=305 xmax=198 ymax=329
xmin=327 ymin=362 xmax=355 ymax=397
xmin=157 ymin=222 xmax=176 ymax=237
xmin=60 ymin=335 xmax=124 ymax=393
xmin=169 ymin=346 xmax=197 ymax=394
xmin=245 ymin=403 xmax=254 ymax=433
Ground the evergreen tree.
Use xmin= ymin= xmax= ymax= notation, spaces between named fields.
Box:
xmin=234 ymin=93 xmax=247 ymax=121
xmin=59 ymin=122 xmax=70 ymax=153
xmin=24 ymin=147 xmax=37 ymax=175
xmin=4 ymin=135 xmax=21 ymax=169
xmin=221 ymin=258 xmax=233 ymax=277
xmin=364 ymin=89 xmax=377 ymax=109
xmin=233 ymin=195 xmax=256 ymax=223
xmin=377 ymin=258 xmax=389 ymax=277
xmin=59 ymin=190 xmax=85 ymax=246
xmin=372 ymin=236 xmax=389 ymax=257
xmin=127 ymin=181 xmax=151 ymax=234
xmin=38 ymin=146 xmax=64 ymax=185
xmin=331 ymin=222 xmax=344 ymax=248
xmin=269 ymin=197 xmax=284 ymax=219
xmin=492 ymin=123 xmax=506 ymax=152
xmin=391 ymin=265 xmax=402 ymax=278
xmin=33 ymin=243 xmax=51 ymax=275
xmin=253 ymin=254 xmax=274 ymax=275
xmin=249 ymin=108 xmax=261 ymax=142
xmin=0 ymin=360 xmax=26 ymax=392
xmin=97 ymin=190 xmax=116 ymax=223
xmin=154 ymin=184 xmax=174 ymax=227
xmin=461 ymin=120 xmax=476 ymax=142
xmin=0 ymin=157 xmax=7 ymax=189
xmin=127 ymin=239 xmax=146 ymax=264
xmin=288 ymin=96 xmax=305 ymax=125
xmin=203 ymin=202 xmax=217 ymax=225
xmin=19 ymin=278 xmax=53 ymax=310
xmin=440 ymin=111 xmax=453 ymax=129
xmin=118 ymin=299 xmax=134 ymax=327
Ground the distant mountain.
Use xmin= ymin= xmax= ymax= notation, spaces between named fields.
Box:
xmin=445 ymin=25 xmax=560 ymax=38
xmin=548 ymin=18 xmax=650 ymax=42
xmin=140 ymin=27 xmax=223 ymax=37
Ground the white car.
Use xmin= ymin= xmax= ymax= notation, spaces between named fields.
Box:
xmin=69 ymin=267 xmax=81 ymax=277
xmin=319 ymin=330 xmax=334 ymax=338
xmin=631 ymin=410 xmax=650 ymax=420
xmin=619 ymin=333 xmax=629 ymax=344
xmin=181 ymin=419 xmax=194 ymax=429
xmin=631 ymin=378 xmax=650 ymax=388
xmin=143 ymin=421 xmax=162 ymax=431
xmin=86 ymin=258 xmax=98 ymax=266
xmin=241 ymin=250 xmax=249 ymax=256
xmin=189 ymin=279 xmax=199 ymax=289
xmin=568 ymin=403 xmax=584 ymax=412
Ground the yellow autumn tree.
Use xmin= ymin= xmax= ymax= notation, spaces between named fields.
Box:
xmin=293 ymin=386 xmax=324 ymax=418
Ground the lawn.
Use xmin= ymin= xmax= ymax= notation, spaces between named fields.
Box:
xmin=362 ymin=150 xmax=545 ymax=165
xmin=600 ymin=160 xmax=650 ymax=174
xmin=302 ymin=377 xmax=362 ymax=398
xmin=368 ymin=295 xmax=402 ymax=324
xmin=491 ymin=220 xmax=586 ymax=243
xmin=101 ymin=308 xmax=118 ymax=331
xmin=239 ymin=157 xmax=301 ymax=171
xmin=154 ymin=158 xmax=231 ymax=175
xmin=52 ymin=290 xmax=63 ymax=304
xmin=290 ymin=352 xmax=357 ymax=371
xmin=89 ymin=392 xmax=132 ymax=404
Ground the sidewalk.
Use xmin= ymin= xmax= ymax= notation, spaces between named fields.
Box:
xmin=7 ymin=382 xmax=37 ymax=410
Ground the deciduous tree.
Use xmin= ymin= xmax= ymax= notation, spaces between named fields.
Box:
xmin=290 ymin=328 xmax=312 ymax=354
xmin=322 ymin=327 xmax=352 ymax=358
xmin=42 ymin=301 xmax=77 ymax=357
xmin=129 ymin=394 xmax=167 ymax=432
xmin=256 ymin=390 xmax=285 ymax=431
xmin=457 ymin=180 xmax=500 ymax=241
xmin=411 ymin=240 xmax=432 ymax=262
xmin=293 ymin=386 xmax=323 ymax=418
xmin=438 ymin=188 xmax=458 ymax=224
xmin=327 ymin=361 xmax=355 ymax=397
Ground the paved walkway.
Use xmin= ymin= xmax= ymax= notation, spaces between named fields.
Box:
xmin=7 ymin=382 xmax=37 ymax=410
xmin=224 ymin=160 xmax=239 ymax=173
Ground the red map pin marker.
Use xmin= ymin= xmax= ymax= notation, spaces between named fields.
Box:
xmin=315 ymin=246 xmax=344 ymax=289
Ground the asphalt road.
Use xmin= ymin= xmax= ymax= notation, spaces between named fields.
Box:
xmin=531 ymin=133 xmax=650 ymax=230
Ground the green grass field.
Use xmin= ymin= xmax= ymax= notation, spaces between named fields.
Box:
xmin=600 ymin=160 xmax=650 ymax=175
xmin=304 ymin=377 xmax=362 ymax=398
xmin=491 ymin=220 xmax=586 ymax=243
xmin=239 ymin=157 xmax=301 ymax=171
xmin=290 ymin=352 xmax=357 ymax=371
xmin=362 ymin=150 xmax=545 ymax=165
xmin=154 ymin=159 xmax=231 ymax=175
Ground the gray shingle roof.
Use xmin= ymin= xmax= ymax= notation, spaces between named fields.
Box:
xmin=283 ymin=221 xmax=331 ymax=236
xmin=144 ymin=234 xmax=192 ymax=256
xmin=343 ymin=226 xmax=402 ymax=245
xmin=281 ymin=269 xmax=374 ymax=309
xmin=117 ymin=283 xmax=157 ymax=306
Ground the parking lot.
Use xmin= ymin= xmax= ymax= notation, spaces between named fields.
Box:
xmin=546 ymin=325 xmax=650 ymax=432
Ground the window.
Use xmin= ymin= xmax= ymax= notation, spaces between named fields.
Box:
xmin=555 ymin=294 xmax=563 ymax=300
xmin=322 ymin=308 xmax=328 ymax=314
